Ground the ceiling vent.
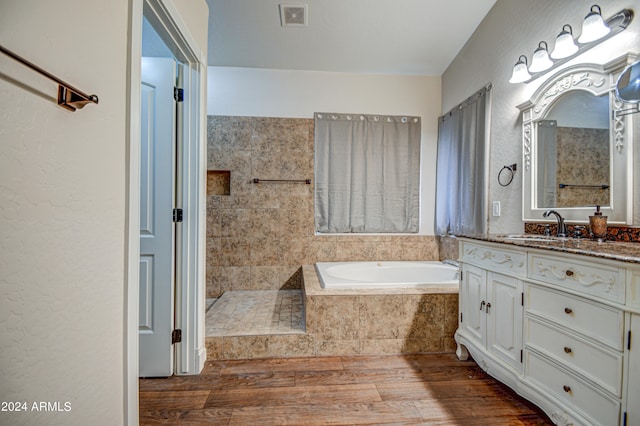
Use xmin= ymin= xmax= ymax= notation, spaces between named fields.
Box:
xmin=279 ymin=4 xmax=308 ymax=27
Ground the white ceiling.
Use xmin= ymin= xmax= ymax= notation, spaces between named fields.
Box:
xmin=206 ymin=0 xmax=497 ymax=76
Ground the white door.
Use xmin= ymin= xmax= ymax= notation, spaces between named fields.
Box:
xmin=139 ymin=57 xmax=177 ymax=377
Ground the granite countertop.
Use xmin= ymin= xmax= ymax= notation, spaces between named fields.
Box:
xmin=460 ymin=234 xmax=640 ymax=265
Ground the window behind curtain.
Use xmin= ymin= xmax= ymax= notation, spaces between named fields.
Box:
xmin=314 ymin=113 xmax=421 ymax=233
xmin=435 ymin=85 xmax=491 ymax=236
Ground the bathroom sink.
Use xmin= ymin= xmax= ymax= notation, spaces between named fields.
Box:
xmin=498 ymin=234 xmax=564 ymax=242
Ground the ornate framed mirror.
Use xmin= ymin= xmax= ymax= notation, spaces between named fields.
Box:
xmin=517 ymin=54 xmax=636 ymax=224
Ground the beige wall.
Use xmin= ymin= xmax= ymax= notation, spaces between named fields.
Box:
xmin=171 ymin=0 xmax=209 ymax=53
xmin=442 ymin=0 xmax=640 ymax=233
xmin=0 ymin=1 xmax=128 ymax=424
xmin=0 ymin=0 xmax=207 ymax=424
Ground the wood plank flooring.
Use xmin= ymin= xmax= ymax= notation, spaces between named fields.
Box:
xmin=139 ymin=353 xmax=554 ymax=425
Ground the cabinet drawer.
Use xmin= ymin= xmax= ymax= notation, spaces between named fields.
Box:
xmin=526 ymin=318 xmax=622 ymax=396
xmin=529 ymin=253 xmax=624 ymax=303
xmin=527 ymin=284 xmax=623 ymax=350
xmin=461 ymin=243 xmax=525 ymax=277
xmin=525 ymin=351 xmax=620 ymax=426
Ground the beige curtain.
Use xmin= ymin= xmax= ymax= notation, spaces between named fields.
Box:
xmin=435 ymin=85 xmax=491 ymax=235
xmin=314 ymin=113 xmax=421 ymax=233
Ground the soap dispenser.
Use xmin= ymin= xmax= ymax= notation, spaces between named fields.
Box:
xmin=589 ymin=205 xmax=607 ymax=241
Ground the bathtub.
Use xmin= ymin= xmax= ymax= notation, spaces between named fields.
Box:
xmin=315 ymin=261 xmax=459 ymax=289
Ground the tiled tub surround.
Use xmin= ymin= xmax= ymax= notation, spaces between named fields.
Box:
xmin=437 ymin=235 xmax=459 ymax=261
xmin=205 ymin=266 xmax=458 ymax=360
xmin=206 ymin=116 xmax=439 ymax=297
xmin=303 ymin=265 xmax=459 ymax=356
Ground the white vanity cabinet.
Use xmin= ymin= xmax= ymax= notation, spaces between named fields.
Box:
xmin=455 ymin=238 xmax=640 ymax=426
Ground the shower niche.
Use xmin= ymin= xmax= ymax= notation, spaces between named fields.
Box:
xmin=207 ymin=170 xmax=231 ymax=196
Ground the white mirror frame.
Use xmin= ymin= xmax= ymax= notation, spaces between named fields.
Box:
xmin=517 ymin=54 xmax=636 ymax=225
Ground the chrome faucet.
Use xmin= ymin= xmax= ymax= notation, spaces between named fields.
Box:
xmin=543 ymin=210 xmax=567 ymax=237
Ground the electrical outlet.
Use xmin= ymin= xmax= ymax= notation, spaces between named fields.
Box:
xmin=492 ymin=201 xmax=501 ymax=217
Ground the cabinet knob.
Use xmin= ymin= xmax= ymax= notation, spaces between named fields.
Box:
xmin=486 ymin=302 xmax=491 ymax=314
xmin=563 ymin=346 xmax=572 ymax=354
xmin=563 ymin=385 xmax=572 ymax=393
xmin=565 ymin=269 xmax=574 ymax=277
xmin=480 ymin=301 xmax=485 ymax=310
xmin=564 ymin=307 xmax=573 ymax=315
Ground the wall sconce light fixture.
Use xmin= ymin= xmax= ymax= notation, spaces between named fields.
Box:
xmin=550 ymin=25 xmax=578 ymax=59
xmin=529 ymin=41 xmax=554 ymax=73
xmin=578 ymin=5 xmax=610 ymax=43
xmin=509 ymin=5 xmax=633 ymax=84
xmin=509 ymin=55 xmax=531 ymax=84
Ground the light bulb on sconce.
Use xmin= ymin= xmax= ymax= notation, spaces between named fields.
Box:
xmin=578 ymin=4 xmax=610 ymax=43
xmin=529 ymin=41 xmax=553 ymax=73
xmin=509 ymin=55 xmax=532 ymax=84
xmin=551 ymin=25 xmax=579 ymax=59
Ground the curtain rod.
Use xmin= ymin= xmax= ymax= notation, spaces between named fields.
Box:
xmin=0 ymin=44 xmax=99 ymax=112
xmin=559 ymin=183 xmax=610 ymax=189
xmin=253 ymin=178 xmax=311 ymax=184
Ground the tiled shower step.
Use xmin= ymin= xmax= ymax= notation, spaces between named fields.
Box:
xmin=205 ymin=290 xmax=305 ymax=337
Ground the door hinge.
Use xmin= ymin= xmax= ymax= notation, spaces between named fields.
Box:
xmin=623 ymin=411 xmax=627 ymax=426
xmin=460 ymin=312 xmax=463 ymax=323
xmin=174 ymin=87 xmax=184 ymax=102
xmin=173 ymin=208 xmax=183 ymax=223
xmin=521 ymin=292 xmax=524 ymax=306
xmin=172 ymin=329 xmax=182 ymax=344
xmin=628 ymin=330 xmax=632 ymax=351
xmin=520 ymin=350 xmax=523 ymax=363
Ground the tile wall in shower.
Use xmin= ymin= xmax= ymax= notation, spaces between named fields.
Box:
xmin=206 ymin=116 xmax=439 ymax=297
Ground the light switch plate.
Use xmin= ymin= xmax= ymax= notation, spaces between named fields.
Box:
xmin=492 ymin=201 xmax=501 ymax=217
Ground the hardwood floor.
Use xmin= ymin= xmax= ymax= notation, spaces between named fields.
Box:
xmin=139 ymin=353 xmax=554 ymax=425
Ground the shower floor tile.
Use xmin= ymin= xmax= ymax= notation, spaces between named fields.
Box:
xmin=205 ymin=290 xmax=305 ymax=337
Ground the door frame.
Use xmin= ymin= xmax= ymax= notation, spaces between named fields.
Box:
xmin=126 ymin=0 xmax=206 ymax=423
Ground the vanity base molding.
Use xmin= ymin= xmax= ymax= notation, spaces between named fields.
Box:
xmin=456 ymin=238 xmax=638 ymax=426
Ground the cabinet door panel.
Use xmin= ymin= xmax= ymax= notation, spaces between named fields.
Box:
xmin=462 ymin=264 xmax=485 ymax=347
xmin=627 ymin=314 xmax=640 ymax=425
xmin=487 ymin=272 xmax=523 ymax=371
